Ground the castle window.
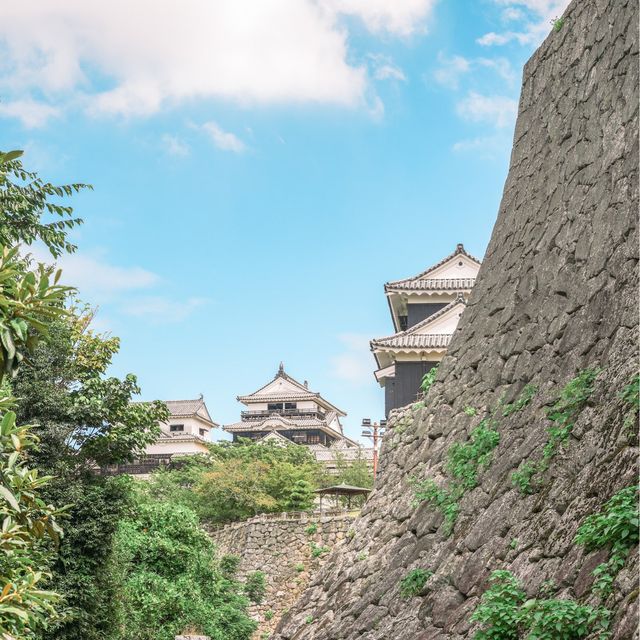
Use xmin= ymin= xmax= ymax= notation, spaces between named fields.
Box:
xmin=284 ymin=402 xmax=297 ymax=410
xmin=268 ymin=402 xmax=284 ymax=411
xmin=199 ymin=428 xmax=206 ymax=437
xmin=170 ymin=424 xmax=184 ymax=432
xmin=307 ymin=434 xmax=320 ymax=444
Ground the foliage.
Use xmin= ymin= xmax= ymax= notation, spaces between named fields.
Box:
xmin=39 ymin=474 xmax=135 ymax=640
xmin=471 ymin=570 xmax=609 ymax=640
xmin=399 ymin=568 xmax=432 ymax=598
xmin=511 ymin=370 xmax=599 ymax=494
xmin=411 ymin=411 xmax=501 ymax=535
xmin=310 ymin=543 xmax=330 ymax=558
xmin=14 ymin=306 xmax=168 ymax=472
xmin=220 ymin=555 xmax=241 ymax=578
xmin=0 ymin=246 xmax=71 ymax=378
xmin=471 ymin=570 xmax=525 ymax=639
xmin=0 ymin=402 xmax=66 ymax=638
xmin=244 ymin=571 xmax=267 ymax=604
xmin=264 ymin=610 xmax=274 ymax=621
xmin=447 ymin=418 xmax=500 ymax=490
xmin=112 ymin=499 xmax=255 ymax=640
xmin=620 ymin=375 xmax=639 ymax=431
xmin=502 ymin=384 xmax=537 ymax=417
xmin=332 ymin=450 xmax=373 ymax=500
xmin=0 ymin=149 xmax=88 ymax=257
xmin=574 ymin=485 xmax=639 ymax=598
xmin=305 ymin=523 xmax=318 ymax=535
xmin=464 ymin=406 xmax=477 ymax=416
xmin=295 ymin=563 xmax=305 ymax=573
xmin=145 ymin=440 xmax=325 ymax=524
xmin=420 ymin=365 xmax=438 ymax=395
xmin=285 ymin=478 xmax=314 ymax=511
xmin=542 ymin=369 xmax=599 ymax=466
xmin=551 ymin=16 xmax=565 ymax=31
xmin=511 ymin=462 xmax=537 ymax=495
xmin=410 ymin=477 xmax=459 ymax=535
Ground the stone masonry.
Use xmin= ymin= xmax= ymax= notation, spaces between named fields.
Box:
xmin=208 ymin=510 xmax=356 ymax=638
xmin=274 ymin=0 xmax=639 ymax=638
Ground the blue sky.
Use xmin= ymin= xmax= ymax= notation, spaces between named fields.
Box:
xmin=1 ymin=0 xmax=569 ymax=442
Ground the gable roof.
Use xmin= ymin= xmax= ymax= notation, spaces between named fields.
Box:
xmin=165 ymin=397 xmax=218 ymax=427
xmin=371 ymin=295 xmax=466 ymax=351
xmin=237 ymin=363 xmax=346 ymax=415
xmin=385 ymin=244 xmax=481 ymax=293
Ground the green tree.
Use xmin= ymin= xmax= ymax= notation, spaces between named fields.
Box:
xmin=112 ymin=498 xmax=255 ymax=640
xmin=0 ymin=149 xmax=88 ymax=257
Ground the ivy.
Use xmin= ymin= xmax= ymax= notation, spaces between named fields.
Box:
xmin=574 ymin=485 xmax=639 ymax=598
xmin=620 ymin=375 xmax=639 ymax=431
xmin=471 ymin=571 xmax=609 ymax=640
xmin=399 ymin=568 xmax=433 ymax=599
xmin=420 ymin=365 xmax=438 ymax=395
xmin=447 ymin=418 xmax=500 ymax=490
xmin=502 ymin=384 xmax=537 ymax=417
xmin=511 ymin=370 xmax=599 ymax=494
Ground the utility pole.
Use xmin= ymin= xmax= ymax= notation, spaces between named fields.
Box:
xmin=361 ymin=418 xmax=387 ymax=478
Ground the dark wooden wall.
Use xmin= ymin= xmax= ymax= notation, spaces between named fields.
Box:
xmin=407 ymin=303 xmax=448 ymax=328
xmin=385 ymin=361 xmax=438 ymax=415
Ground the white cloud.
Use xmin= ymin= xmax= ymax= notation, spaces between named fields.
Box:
xmin=121 ymin=296 xmax=208 ymax=323
xmin=452 ymin=133 xmax=512 ymax=158
xmin=201 ymin=122 xmax=246 ymax=153
xmin=331 ymin=333 xmax=374 ymax=386
xmin=433 ymin=53 xmax=470 ymax=89
xmin=323 ymin=0 xmax=437 ymax=36
xmin=0 ymin=0 xmax=436 ymax=121
xmin=161 ymin=134 xmax=190 ymax=157
xmin=433 ymin=53 xmax=515 ymax=90
xmin=368 ymin=54 xmax=407 ymax=82
xmin=478 ymin=0 xmax=571 ymax=47
xmin=456 ymin=91 xmax=518 ymax=128
xmin=0 ymin=99 xmax=60 ymax=128
xmin=37 ymin=249 xmax=161 ymax=299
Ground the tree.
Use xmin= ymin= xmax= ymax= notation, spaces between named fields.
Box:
xmin=0 ymin=206 xmax=73 ymax=635
xmin=12 ymin=306 xmax=169 ymax=640
xmin=112 ymin=497 xmax=255 ymax=640
xmin=0 ymin=150 xmax=88 ymax=257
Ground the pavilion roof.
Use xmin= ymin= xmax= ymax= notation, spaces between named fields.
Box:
xmin=163 ymin=397 xmax=218 ymax=427
xmin=314 ymin=483 xmax=372 ymax=495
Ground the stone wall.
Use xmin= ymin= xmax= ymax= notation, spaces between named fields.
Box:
xmin=208 ymin=510 xmax=356 ymax=638
xmin=275 ymin=0 xmax=638 ymax=638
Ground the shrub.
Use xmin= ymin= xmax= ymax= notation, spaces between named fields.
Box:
xmin=574 ymin=485 xmax=639 ymax=597
xmin=113 ymin=500 xmax=255 ymax=640
xmin=511 ymin=462 xmax=537 ymax=495
xmin=447 ymin=419 xmax=500 ymax=490
xmin=245 ymin=571 xmax=267 ymax=604
xmin=620 ymin=375 xmax=639 ymax=431
xmin=399 ymin=569 xmax=432 ymax=598
xmin=410 ymin=478 xmax=459 ymax=535
xmin=220 ymin=555 xmax=242 ymax=577
xmin=305 ymin=523 xmax=318 ymax=535
xmin=310 ymin=543 xmax=330 ymax=558
xmin=471 ymin=570 xmax=608 ymax=640
xmin=502 ymin=384 xmax=537 ymax=417
xmin=420 ymin=366 xmax=439 ymax=395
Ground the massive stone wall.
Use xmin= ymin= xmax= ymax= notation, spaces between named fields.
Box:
xmin=209 ymin=510 xmax=355 ymax=638
xmin=275 ymin=0 xmax=639 ymax=638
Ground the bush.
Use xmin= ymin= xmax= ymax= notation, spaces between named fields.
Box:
xmin=245 ymin=571 xmax=267 ymax=604
xmin=113 ymin=500 xmax=255 ymax=640
xmin=399 ymin=569 xmax=432 ymax=598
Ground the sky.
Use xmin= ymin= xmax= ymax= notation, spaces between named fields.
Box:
xmin=0 ymin=0 xmax=570 ymax=444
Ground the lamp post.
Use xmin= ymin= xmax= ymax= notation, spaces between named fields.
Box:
xmin=361 ymin=418 xmax=386 ymax=479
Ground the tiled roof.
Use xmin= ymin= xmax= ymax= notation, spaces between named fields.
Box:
xmin=371 ymin=333 xmax=452 ymax=349
xmin=385 ymin=244 xmax=481 ymax=292
xmin=166 ymin=398 xmax=205 ymax=416
xmin=237 ymin=392 xmax=320 ymax=403
xmin=224 ymin=415 xmax=343 ymax=436
xmin=385 ymin=277 xmax=476 ymax=292
xmin=371 ymin=295 xmax=465 ymax=351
